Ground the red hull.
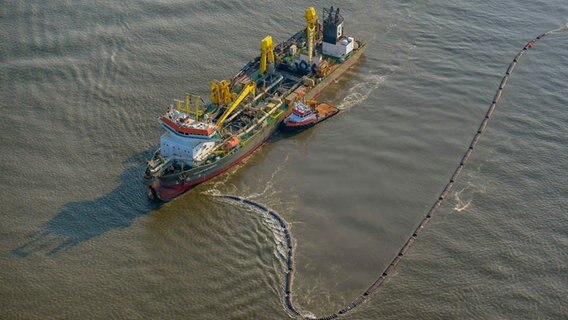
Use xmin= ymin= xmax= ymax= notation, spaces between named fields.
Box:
xmin=148 ymin=135 xmax=271 ymax=202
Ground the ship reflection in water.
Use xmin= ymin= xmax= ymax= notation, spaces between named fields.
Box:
xmin=12 ymin=153 xmax=157 ymax=257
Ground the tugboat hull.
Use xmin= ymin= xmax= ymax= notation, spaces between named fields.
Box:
xmin=281 ymin=102 xmax=340 ymax=132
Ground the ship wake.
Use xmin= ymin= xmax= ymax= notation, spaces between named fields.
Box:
xmin=337 ymin=74 xmax=387 ymax=111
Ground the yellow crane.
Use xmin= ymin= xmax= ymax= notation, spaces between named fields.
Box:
xmin=260 ymin=35 xmax=275 ymax=75
xmin=216 ymin=81 xmax=256 ymax=128
xmin=210 ymin=80 xmax=235 ymax=105
xmin=210 ymin=80 xmax=222 ymax=105
xmin=305 ymin=7 xmax=318 ymax=67
xmin=175 ymin=93 xmax=204 ymax=121
xmin=219 ymin=80 xmax=234 ymax=104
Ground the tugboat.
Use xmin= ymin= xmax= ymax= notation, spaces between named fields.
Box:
xmin=281 ymin=99 xmax=339 ymax=132
xmin=145 ymin=6 xmax=367 ymax=201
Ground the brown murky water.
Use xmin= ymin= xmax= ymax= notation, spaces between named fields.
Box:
xmin=2 ymin=1 xmax=567 ymax=318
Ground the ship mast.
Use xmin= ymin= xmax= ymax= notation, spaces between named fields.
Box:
xmin=305 ymin=7 xmax=318 ymax=67
xmin=260 ymin=35 xmax=275 ymax=75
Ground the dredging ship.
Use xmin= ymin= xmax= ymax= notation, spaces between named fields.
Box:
xmin=145 ymin=6 xmax=367 ymax=201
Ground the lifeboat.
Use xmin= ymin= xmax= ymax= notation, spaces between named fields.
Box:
xmin=224 ymin=136 xmax=240 ymax=149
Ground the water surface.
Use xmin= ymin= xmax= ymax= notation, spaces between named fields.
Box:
xmin=1 ymin=0 xmax=567 ymax=318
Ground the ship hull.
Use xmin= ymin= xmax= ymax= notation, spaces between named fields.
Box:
xmin=280 ymin=121 xmax=317 ymax=132
xmin=281 ymin=104 xmax=339 ymax=132
xmin=281 ymin=111 xmax=339 ymax=132
xmin=148 ymin=120 xmax=276 ymax=202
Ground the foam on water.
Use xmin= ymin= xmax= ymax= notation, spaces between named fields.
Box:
xmin=247 ymin=153 xmax=290 ymax=200
xmin=337 ymin=74 xmax=387 ymax=110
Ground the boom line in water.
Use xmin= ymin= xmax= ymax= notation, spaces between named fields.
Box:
xmin=212 ymin=25 xmax=567 ymax=320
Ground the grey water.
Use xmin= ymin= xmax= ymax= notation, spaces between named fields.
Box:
xmin=1 ymin=0 xmax=567 ymax=319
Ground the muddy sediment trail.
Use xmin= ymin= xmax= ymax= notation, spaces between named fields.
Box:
xmin=212 ymin=25 xmax=567 ymax=320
